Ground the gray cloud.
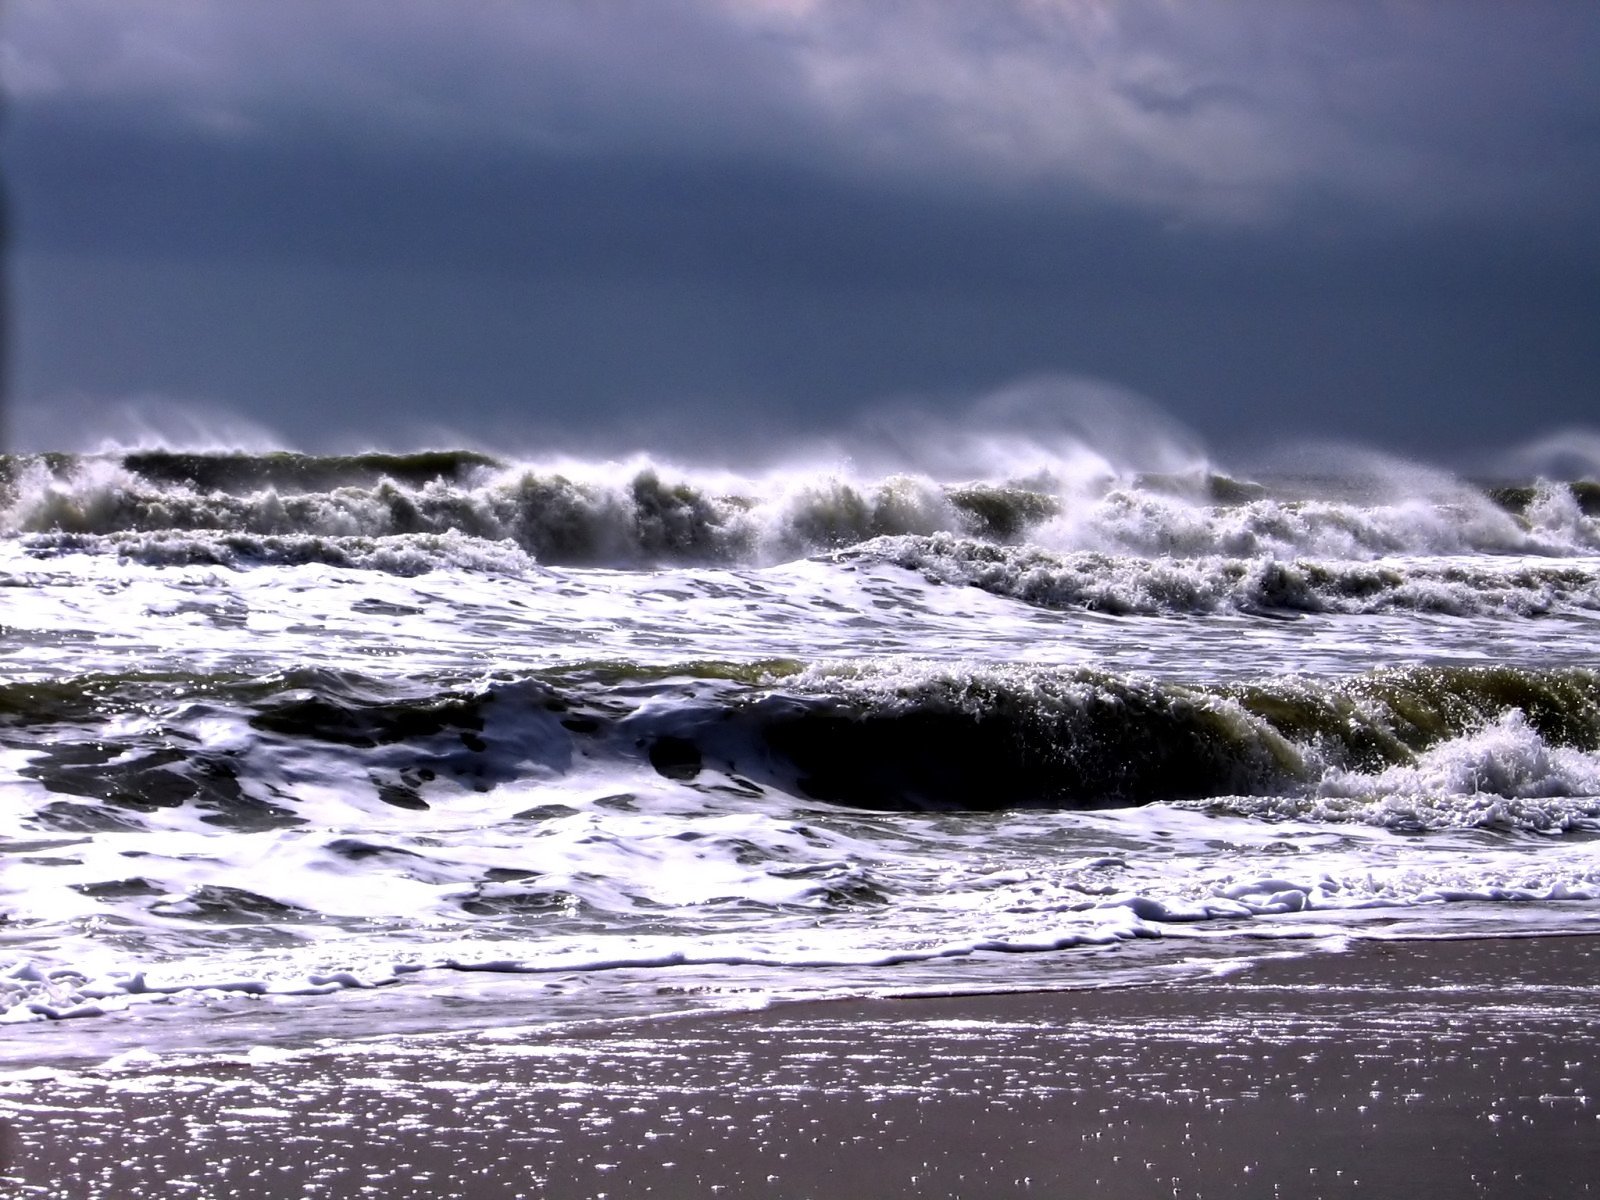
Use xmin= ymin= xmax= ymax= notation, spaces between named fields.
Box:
xmin=7 ymin=0 xmax=1598 ymax=227
xmin=2 ymin=1 xmax=1597 ymax=457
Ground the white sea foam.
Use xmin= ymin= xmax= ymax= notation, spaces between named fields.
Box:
xmin=7 ymin=769 xmax=1600 ymax=1028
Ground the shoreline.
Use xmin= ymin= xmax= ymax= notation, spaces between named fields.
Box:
xmin=5 ymin=933 xmax=1600 ymax=1197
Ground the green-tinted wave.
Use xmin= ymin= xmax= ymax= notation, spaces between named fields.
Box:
xmin=6 ymin=663 xmax=1598 ymax=821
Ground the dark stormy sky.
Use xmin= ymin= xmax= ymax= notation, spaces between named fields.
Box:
xmin=3 ymin=0 xmax=1598 ymax=463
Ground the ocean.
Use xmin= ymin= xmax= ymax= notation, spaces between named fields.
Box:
xmin=4 ymin=442 xmax=1600 ymax=1067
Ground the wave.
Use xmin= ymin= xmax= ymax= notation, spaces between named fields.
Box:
xmin=3 ymin=451 xmax=1597 ymax=568
xmin=749 ymin=662 xmax=1600 ymax=812
xmin=11 ymin=529 xmax=537 ymax=575
xmin=8 ymin=660 xmax=1600 ymax=1027
xmin=1 ymin=453 xmax=973 ymax=566
xmin=859 ymin=533 xmax=1600 ymax=616
xmin=1193 ymin=709 xmax=1600 ymax=832
xmin=8 ymin=662 xmax=1598 ymax=823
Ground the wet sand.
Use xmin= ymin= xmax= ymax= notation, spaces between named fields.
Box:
xmin=4 ymin=934 xmax=1600 ymax=1198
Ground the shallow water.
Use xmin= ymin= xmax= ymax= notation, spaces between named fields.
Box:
xmin=4 ymin=937 xmax=1598 ymax=1199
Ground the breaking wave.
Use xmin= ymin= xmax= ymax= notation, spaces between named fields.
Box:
xmin=859 ymin=533 xmax=1600 ymax=616
xmin=8 ymin=661 xmax=1598 ymax=823
xmin=3 ymin=450 xmax=1598 ymax=569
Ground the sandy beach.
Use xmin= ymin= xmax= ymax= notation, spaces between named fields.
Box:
xmin=4 ymin=933 xmax=1598 ymax=1198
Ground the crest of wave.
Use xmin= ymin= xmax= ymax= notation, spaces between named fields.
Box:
xmin=809 ymin=381 xmax=1587 ymax=558
xmin=842 ymin=374 xmax=1213 ymax=493
xmin=1186 ymin=710 xmax=1600 ymax=832
xmin=1287 ymin=710 xmax=1600 ymax=832
xmin=1503 ymin=428 xmax=1600 ymax=481
xmin=1054 ymin=439 xmax=1597 ymax=559
xmin=455 ymin=375 xmax=1221 ymax=562
xmin=13 ymin=395 xmax=289 ymax=455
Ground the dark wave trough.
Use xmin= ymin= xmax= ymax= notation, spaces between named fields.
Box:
xmin=8 ymin=663 xmax=1598 ymax=825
